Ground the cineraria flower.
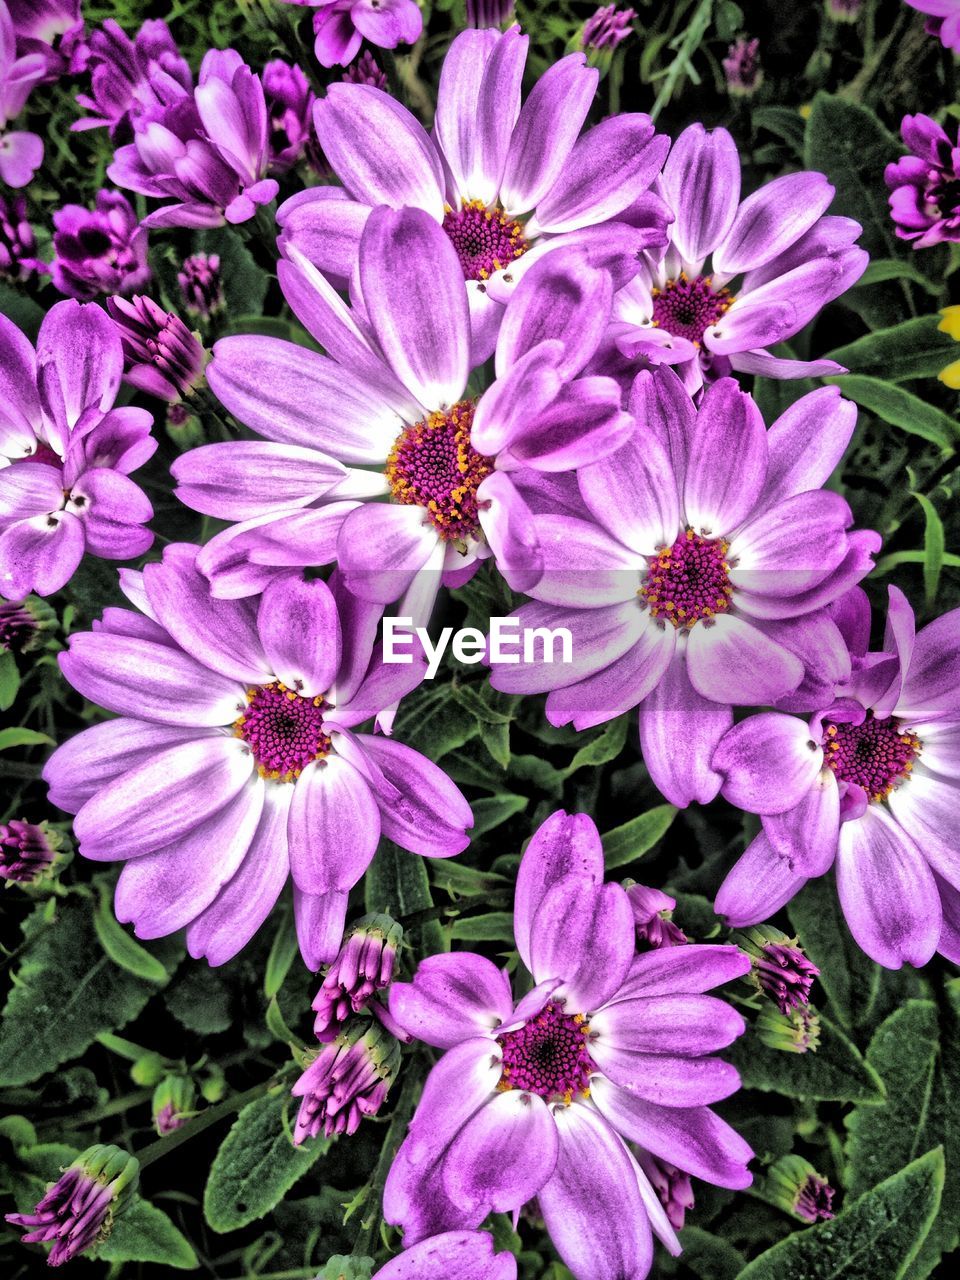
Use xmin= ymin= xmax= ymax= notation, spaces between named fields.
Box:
xmin=723 ymin=36 xmax=763 ymax=98
xmin=580 ymin=4 xmax=635 ymax=60
xmin=384 ymin=809 xmax=753 ymax=1280
xmin=45 ymin=554 xmax=472 ymax=968
xmin=281 ymin=0 xmax=423 ymax=68
xmin=713 ymin=585 xmax=960 ymax=969
xmin=72 ymin=19 xmax=193 ymax=138
xmin=50 ymin=190 xmax=151 ymax=301
xmin=0 ymin=818 xmax=61 ymax=883
xmin=262 ymin=58 xmax=316 ymax=174
xmin=737 ymin=926 xmax=819 ymax=1014
xmin=0 ymin=301 xmax=156 ymax=600
xmin=293 ymin=1020 xmax=400 ymax=1140
xmin=7 ymin=0 xmax=83 ymax=79
xmin=0 ymin=191 xmax=42 ymax=281
xmin=610 ymin=122 xmax=867 ymax=391
xmin=371 ymin=1231 xmax=517 ymax=1280
xmin=342 ymin=48 xmax=388 ymax=87
xmin=0 ymin=0 xmax=45 ymax=187
xmin=174 ymin=206 xmax=633 ymax=615
xmin=284 ymin=25 xmax=670 ymax=359
xmin=904 ymin=0 xmax=960 ymax=52
xmin=627 ymin=882 xmax=688 ymax=948
xmin=490 ymin=371 xmax=879 ymax=808
xmin=107 ymin=49 xmax=279 ymax=229
xmin=637 ymin=1152 xmax=695 ymax=1231
xmin=766 ymin=1155 xmax=836 ymax=1223
xmin=106 ymin=296 xmax=208 ymax=402
xmin=885 ymin=113 xmax=960 ymax=247
xmin=313 ymin=912 xmax=403 ymax=1040
xmin=5 ymin=1143 xmax=139 ymax=1267
xmin=177 ymin=252 xmax=224 ymax=319
xmin=0 ymin=594 xmax=55 ymax=652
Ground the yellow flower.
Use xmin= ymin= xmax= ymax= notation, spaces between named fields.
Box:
xmin=938 ymin=308 xmax=960 ymax=387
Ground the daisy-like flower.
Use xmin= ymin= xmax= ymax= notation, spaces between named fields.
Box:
xmin=371 ymin=1231 xmax=516 ymax=1280
xmin=904 ymin=0 xmax=960 ymax=52
xmin=886 ymin=113 xmax=960 ymax=248
xmin=0 ymin=301 xmax=156 ymax=601
xmin=280 ymin=25 xmax=670 ymax=360
xmin=71 ymin=18 xmax=193 ymax=138
xmin=713 ymin=584 xmax=960 ymax=969
xmin=384 ymin=809 xmax=753 ymax=1280
xmin=44 ymin=551 xmax=472 ymax=968
xmin=490 ymin=369 xmax=880 ymax=808
xmin=0 ymin=0 xmax=45 ymax=187
xmin=610 ymin=122 xmax=868 ymax=392
xmin=280 ymin=0 xmax=423 ymax=69
xmin=50 ymin=190 xmax=151 ymax=301
xmin=173 ymin=205 xmax=633 ymax=615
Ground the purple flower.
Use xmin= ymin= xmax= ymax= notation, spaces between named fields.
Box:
xmin=106 ymin=295 xmax=208 ymax=402
xmin=627 ymin=882 xmax=688 ymax=948
xmin=767 ymin=1155 xmax=835 ymax=1223
xmin=5 ymin=1143 xmax=139 ymax=1267
xmin=713 ymin=584 xmax=960 ymax=970
xmin=383 ymin=809 xmax=753 ymax=1279
xmin=0 ymin=301 xmax=156 ymax=600
xmin=371 ymin=1232 xmax=517 ymax=1280
xmin=636 ymin=1151 xmax=695 ymax=1231
xmin=313 ymin=912 xmax=403 ymax=1041
xmin=904 ymin=0 xmax=960 ymax=51
xmin=490 ymin=372 xmax=880 ymax=809
xmin=45 ymin=559 xmax=473 ymax=968
xmin=51 ymin=190 xmax=151 ymax=301
xmin=177 ymin=252 xmax=223 ymax=319
xmin=0 ymin=594 xmax=55 ymax=651
xmin=281 ymin=25 xmax=670 ymax=360
xmin=737 ymin=926 xmax=819 ymax=1013
xmin=293 ymin=1020 xmax=399 ymax=1141
xmin=107 ymin=49 xmax=280 ymax=229
xmin=886 ymin=113 xmax=960 ymax=248
xmin=6 ymin=0 xmax=83 ymax=80
xmin=610 ymin=122 xmax=868 ymax=391
xmin=281 ymin=0 xmax=422 ymax=68
xmin=0 ymin=817 xmax=61 ymax=882
xmin=0 ymin=0 xmax=46 ymax=187
xmin=722 ymin=36 xmax=763 ymax=97
xmin=342 ymin=48 xmax=388 ymax=88
xmin=72 ymin=19 xmax=192 ymax=137
xmin=0 ymin=191 xmax=43 ymax=280
xmin=465 ymin=0 xmax=515 ymax=28
xmin=174 ymin=206 xmax=634 ymax=617
xmin=581 ymin=4 xmax=635 ymax=52
xmin=262 ymin=58 xmax=316 ymax=174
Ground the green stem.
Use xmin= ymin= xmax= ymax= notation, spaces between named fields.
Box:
xmin=351 ymin=1069 xmax=419 ymax=1256
xmin=650 ymin=0 xmax=713 ymax=121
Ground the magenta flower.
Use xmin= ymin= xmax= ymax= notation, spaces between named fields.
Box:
xmin=490 ymin=370 xmax=880 ymax=808
xmin=610 ymin=122 xmax=867 ymax=391
xmin=107 ymin=49 xmax=279 ymax=229
xmin=177 ymin=252 xmax=223 ymax=319
xmin=384 ymin=810 xmax=753 ymax=1280
xmin=738 ymin=927 xmax=819 ymax=1014
xmin=581 ymin=4 xmax=635 ymax=53
xmin=174 ymin=206 xmax=633 ymax=614
xmin=0 ymin=301 xmax=156 ymax=600
xmin=72 ymin=19 xmax=192 ymax=137
xmin=7 ymin=0 xmax=83 ymax=80
xmin=722 ymin=36 xmax=763 ymax=97
xmin=44 ymin=556 xmax=472 ymax=968
xmin=904 ymin=0 xmax=960 ymax=51
xmin=637 ymin=1152 xmax=695 ymax=1231
xmin=293 ymin=1020 xmax=399 ymax=1140
xmin=0 ymin=191 xmax=43 ymax=281
xmin=714 ymin=584 xmax=960 ymax=969
xmin=262 ymin=58 xmax=317 ymax=174
xmin=0 ymin=817 xmax=60 ymax=882
xmin=342 ymin=48 xmax=388 ymax=87
xmin=372 ymin=1231 xmax=517 ymax=1280
xmin=281 ymin=26 xmax=670 ymax=359
xmin=0 ymin=0 xmax=45 ymax=187
xmin=51 ymin=190 xmax=151 ymax=301
xmin=886 ymin=113 xmax=960 ymax=247
xmin=281 ymin=0 xmax=422 ymax=68
xmin=106 ymin=295 xmax=208 ymax=402
xmin=313 ymin=912 xmax=403 ymax=1040
xmin=5 ymin=1143 xmax=139 ymax=1267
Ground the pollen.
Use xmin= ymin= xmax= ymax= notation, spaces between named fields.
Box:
xmin=496 ymin=1000 xmax=593 ymax=1105
xmin=821 ymin=714 xmax=921 ymax=803
xmin=234 ymin=681 xmax=331 ymax=782
xmin=640 ymin=529 xmax=734 ymax=629
xmin=651 ymin=273 xmax=734 ymax=347
xmin=442 ymin=199 xmax=528 ymax=282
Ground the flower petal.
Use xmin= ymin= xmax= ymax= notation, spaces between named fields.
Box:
xmin=530 ymin=875 xmax=635 ymax=1011
xmin=443 ymin=1091 xmax=558 ymax=1216
xmin=638 ymin=651 xmax=731 ymax=806
xmin=375 ymin=1232 xmax=517 ymax=1280
xmin=353 ymin=732 xmax=473 ymax=857
xmin=686 ymin=614 xmax=805 ymax=706
xmin=287 ymin=754 xmax=381 ymax=893
xmin=713 ymin=172 xmax=835 ymax=275
xmin=514 ymin=810 xmax=604 ymax=972
xmin=661 ymin=124 xmax=740 ymax=265
xmin=36 ymin=300 xmax=122 ymax=452
xmin=589 ymin=995 xmax=745 ymax=1057
xmin=256 ymin=575 xmax=341 ymax=697
xmin=714 ymin=831 xmax=809 ymax=927
xmin=682 ymin=378 xmax=767 ymax=536
xmin=390 ymin=952 xmax=514 ymax=1049
xmin=713 ymin=713 xmax=823 ymax=815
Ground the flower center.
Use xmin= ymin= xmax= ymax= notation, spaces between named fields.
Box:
xmin=640 ymin=530 xmax=733 ymax=629
xmin=821 ymin=714 xmax=920 ymax=802
xmin=234 ymin=682 xmax=331 ymax=782
xmin=385 ymin=401 xmax=492 ymax=542
xmin=442 ymin=199 xmax=528 ymax=282
xmin=496 ymin=1001 xmax=593 ymax=1105
xmin=651 ymin=274 xmax=733 ymax=347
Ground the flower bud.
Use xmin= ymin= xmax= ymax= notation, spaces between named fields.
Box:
xmin=766 ymin=1154 xmax=836 ymax=1223
xmin=723 ymin=36 xmax=763 ymax=98
xmin=177 ymin=253 xmax=224 ymax=320
xmin=577 ymin=5 xmax=635 ymax=71
xmin=825 ymin=0 xmax=862 ymax=21
xmin=106 ymin=296 xmax=209 ymax=402
xmin=0 ymin=597 xmax=57 ymax=655
xmin=342 ymin=50 xmax=388 ymax=90
xmin=625 ymin=883 xmax=688 ymax=949
xmin=152 ymin=1075 xmax=196 ymax=1134
xmin=292 ymin=1022 xmax=400 ymax=1143
xmin=0 ymin=193 xmax=42 ymax=282
xmin=313 ymin=914 xmax=403 ymax=1042
xmin=736 ymin=926 xmax=819 ymax=1014
xmin=0 ymin=820 xmax=63 ymax=885
xmin=637 ymin=1151 xmax=695 ymax=1231
xmin=756 ymin=1003 xmax=821 ymax=1054
xmin=130 ymin=1051 xmax=166 ymax=1087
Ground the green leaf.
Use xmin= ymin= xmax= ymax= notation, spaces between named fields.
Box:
xmin=204 ymin=1090 xmax=329 ymax=1232
xmin=853 ymin=258 xmax=941 ymax=295
xmin=166 ymin=964 xmax=233 ymax=1035
xmin=198 ymin=227 xmax=269 ymax=317
xmin=391 ymin=684 xmax=478 ymax=760
xmin=727 ymin=1013 xmax=885 ymax=1103
xmin=826 ymin=316 xmax=958 ymax=382
xmin=264 ymin=909 xmax=300 ymax=1000
xmin=735 ymin=1148 xmax=944 ymax=1280
xmin=845 ymin=998 xmax=960 ymax=1276
xmin=95 ymin=1197 xmax=198 ymax=1269
xmin=319 ymin=1258 xmax=375 ymax=1280
xmin=562 ymin=713 xmax=629 ymax=775
xmin=365 ymin=840 xmax=443 ymax=955
xmin=449 ymin=912 xmax=516 ymax=943
xmin=93 ymin=885 xmax=169 ymax=984
xmin=675 ymin=1226 xmax=746 ymax=1279
xmin=427 ymin=860 xmax=512 ymax=898
xmin=0 ymin=899 xmax=165 ymax=1087
xmin=469 ymin=793 xmax=528 ymax=836
xmin=0 ymin=648 xmax=20 ymax=712
xmin=823 ymin=375 xmax=958 ymax=449
xmin=0 ymin=726 xmax=54 ymax=751
xmin=0 ymin=283 xmax=44 ymax=341
xmin=752 ymin=106 xmax=805 ymax=153
xmin=910 ymin=491 xmax=946 ymax=607
xmin=601 ymin=805 xmax=677 ymax=870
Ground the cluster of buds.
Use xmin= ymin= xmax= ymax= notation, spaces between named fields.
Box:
xmin=342 ymin=50 xmax=388 ymax=90
xmin=313 ymin=914 xmax=404 ymax=1041
xmin=5 ymin=1143 xmax=139 ymax=1266
xmin=756 ymin=1003 xmax=821 ymax=1054
xmin=177 ymin=253 xmax=224 ymax=321
xmin=0 ymin=193 xmax=42 ymax=281
xmin=578 ymin=4 xmax=635 ymax=71
xmin=625 ymin=882 xmax=688 ymax=949
xmin=0 ymin=820 xmax=65 ymax=885
xmin=766 ymin=1154 xmax=836 ymax=1223
xmin=152 ymin=1074 xmax=197 ymax=1135
xmin=1 ymin=597 xmax=56 ymax=655
xmin=106 ymin=296 xmax=209 ymax=403
xmin=637 ymin=1151 xmax=695 ymax=1231
xmin=737 ymin=926 xmax=820 ymax=1015
xmin=292 ymin=1022 xmax=400 ymax=1143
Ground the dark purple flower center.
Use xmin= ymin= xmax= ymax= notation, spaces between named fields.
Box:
xmin=796 ymin=1175 xmax=835 ymax=1223
xmin=234 ymin=682 xmax=331 ymax=782
xmin=442 ymin=199 xmax=528 ymax=282
xmin=496 ymin=1001 xmax=593 ymax=1104
xmin=386 ymin=401 xmax=492 ymax=542
xmin=821 ymin=714 xmax=920 ymax=802
xmin=651 ymin=274 xmax=733 ymax=346
xmin=641 ymin=530 xmax=733 ymax=629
